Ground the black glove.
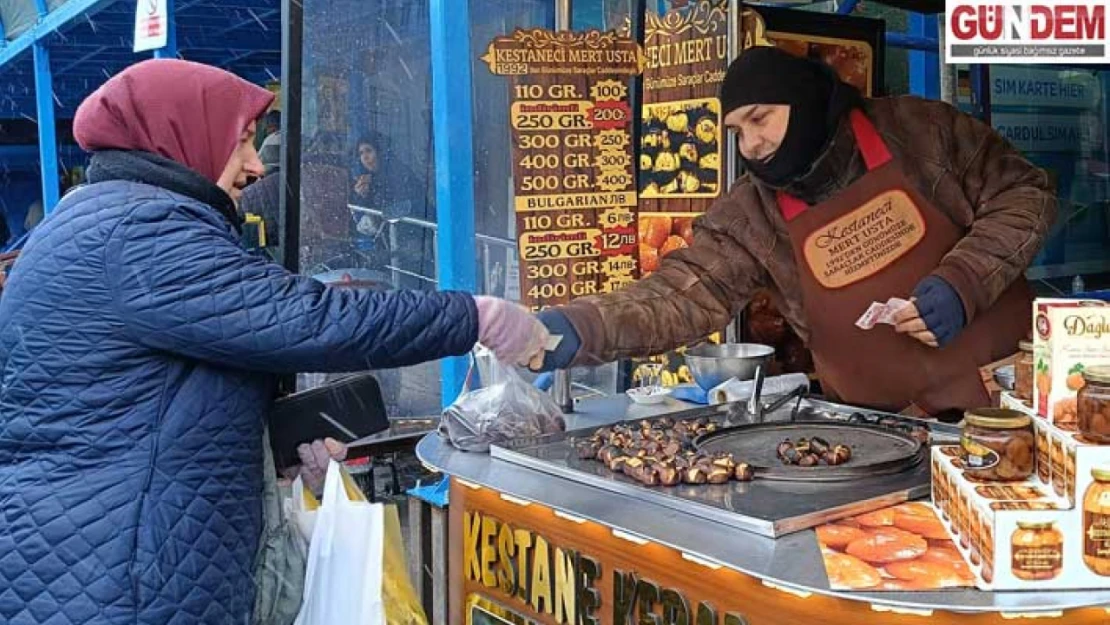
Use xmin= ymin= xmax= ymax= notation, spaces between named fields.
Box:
xmin=534 ymin=310 xmax=582 ymax=372
xmin=912 ymin=276 xmax=967 ymax=348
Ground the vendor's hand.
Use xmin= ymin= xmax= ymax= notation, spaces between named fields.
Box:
xmin=531 ymin=309 xmax=582 ymax=372
xmin=893 ymin=276 xmax=967 ymax=349
xmin=475 ymin=296 xmax=550 ymax=366
xmin=296 ymin=438 xmax=348 ymax=495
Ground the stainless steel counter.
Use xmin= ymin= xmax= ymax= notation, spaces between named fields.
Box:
xmin=416 ymin=395 xmax=1110 ymax=615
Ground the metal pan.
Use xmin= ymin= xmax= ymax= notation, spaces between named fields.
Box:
xmin=695 ymin=422 xmax=924 ymax=482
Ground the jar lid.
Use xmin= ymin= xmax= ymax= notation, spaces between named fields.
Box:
xmin=1018 ymin=340 xmax=1034 ymax=352
xmin=964 ymin=408 xmax=1031 ymax=429
xmin=1082 ymin=365 xmax=1110 ymax=384
xmin=1016 ymin=520 xmax=1056 ymax=530
xmin=1092 ymin=466 xmax=1110 ymax=482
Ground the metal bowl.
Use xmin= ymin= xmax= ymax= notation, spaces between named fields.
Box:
xmin=685 ymin=343 xmax=775 ymax=390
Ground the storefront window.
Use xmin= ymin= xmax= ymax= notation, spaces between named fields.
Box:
xmin=959 ymin=66 xmax=1110 ymax=292
xmin=297 ymin=0 xmax=441 ymax=414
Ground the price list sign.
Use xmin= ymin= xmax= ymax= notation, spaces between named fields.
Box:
xmin=482 ymin=29 xmax=644 ymax=311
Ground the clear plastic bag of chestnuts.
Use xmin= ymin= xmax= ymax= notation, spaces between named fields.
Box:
xmin=439 ymin=349 xmax=566 ymax=453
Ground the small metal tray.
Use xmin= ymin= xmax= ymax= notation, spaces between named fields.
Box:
xmin=696 ymin=422 xmax=924 ymax=482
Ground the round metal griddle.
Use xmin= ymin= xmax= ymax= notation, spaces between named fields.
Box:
xmin=695 ymin=422 xmax=924 ymax=482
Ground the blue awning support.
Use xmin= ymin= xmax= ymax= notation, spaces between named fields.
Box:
xmin=0 ymin=0 xmax=119 ymax=67
xmin=429 ymin=0 xmax=478 ymax=408
xmin=32 ymin=0 xmax=59 ymax=215
xmin=33 ymin=42 xmax=59 ymax=214
xmin=154 ymin=0 xmax=179 ymax=59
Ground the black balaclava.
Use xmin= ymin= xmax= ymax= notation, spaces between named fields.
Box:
xmin=720 ymin=46 xmax=862 ymax=187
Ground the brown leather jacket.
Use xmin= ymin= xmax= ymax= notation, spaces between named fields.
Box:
xmin=561 ymin=96 xmax=1057 ymax=366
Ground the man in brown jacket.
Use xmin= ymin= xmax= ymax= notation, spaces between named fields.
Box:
xmin=532 ymin=46 xmax=1056 ymax=418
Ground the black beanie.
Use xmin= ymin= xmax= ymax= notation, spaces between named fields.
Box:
xmin=720 ymin=46 xmax=862 ymax=186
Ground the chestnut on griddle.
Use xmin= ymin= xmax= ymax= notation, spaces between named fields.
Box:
xmin=683 ymin=467 xmax=708 ymax=485
xmin=608 ymin=455 xmax=629 ymax=472
xmin=734 ymin=463 xmax=755 ymax=482
xmin=776 ymin=441 xmax=793 ymax=460
xmin=656 ymin=463 xmax=681 ymax=486
xmin=707 ymin=466 xmax=732 ymax=484
xmin=810 ymin=437 xmax=831 ymax=455
xmin=830 ymin=444 xmax=852 ymax=465
xmin=798 ymin=454 xmax=820 ymax=467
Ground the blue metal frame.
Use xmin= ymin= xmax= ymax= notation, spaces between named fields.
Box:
xmin=837 ymin=0 xmax=861 ymax=15
xmin=0 ymin=0 xmax=119 ymax=67
xmin=33 ymin=43 xmax=59 ymax=214
xmin=154 ymin=0 xmax=179 ymax=59
xmin=32 ymin=0 xmax=60 ymax=215
xmin=907 ymin=13 xmax=939 ymax=99
xmin=430 ymin=0 xmax=478 ymax=406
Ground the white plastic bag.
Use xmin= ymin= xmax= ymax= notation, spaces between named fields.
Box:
xmin=294 ymin=461 xmax=385 ymax=625
xmin=289 ymin=475 xmax=317 ymax=547
xmin=439 ymin=348 xmax=566 ymax=452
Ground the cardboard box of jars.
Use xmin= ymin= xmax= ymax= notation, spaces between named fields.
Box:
xmin=1032 ymin=298 xmax=1110 ymax=431
xmin=930 ymin=422 xmax=1110 ymax=589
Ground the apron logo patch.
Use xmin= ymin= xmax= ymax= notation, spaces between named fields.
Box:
xmin=803 ymin=190 xmax=926 ymax=289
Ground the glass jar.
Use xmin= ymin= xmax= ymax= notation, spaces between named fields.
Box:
xmin=1084 ymin=467 xmax=1110 ymax=576
xmin=1011 ymin=521 xmax=1063 ymax=581
xmin=961 ymin=409 xmax=1035 ymax=482
xmin=1078 ymin=366 xmax=1110 ymax=444
xmin=1014 ymin=341 xmax=1035 ymax=402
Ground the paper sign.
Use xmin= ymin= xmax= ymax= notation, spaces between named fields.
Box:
xmin=134 ymin=0 xmax=169 ymax=53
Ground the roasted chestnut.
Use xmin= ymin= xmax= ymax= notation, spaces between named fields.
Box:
xmin=798 ymin=454 xmax=820 ymax=467
xmin=607 ymin=455 xmax=629 ymax=472
xmin=776 ymin=441 xmax=793 ymax=460
xmin=657 ymin=464 xmax=681 ymax=486
xmin=684 ymin=467 xmax=708 ymax=485
xmin=734 ymin=463 xmax=755 ymax=482
xmin=831 ymin=444 xmax=852 ymax=464
xmin=810 ymin=437 xmax=830 ymax=455
xmin=707 ymin=466 xmax=732 ymax=484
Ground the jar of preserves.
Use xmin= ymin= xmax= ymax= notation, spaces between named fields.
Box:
xmin=1078 ymin=366 xmax=1110 ymax=444
xmin=1084 ymin=467 xmax=1110 ymax=576
xmin=1011 ymin=521 xmax=1063 ymax=581
xmin=961 ymin=409 xmax=1035 ymax=482
xmin=1014 ymin=341 xmax=1035 ymax=401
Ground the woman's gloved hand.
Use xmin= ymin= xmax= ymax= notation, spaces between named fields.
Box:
xmin=296 ymin=438 xmax=348 ymax=495
xmin=475 ymin=296 xmax=550 ymax=366
xmin=893 ymin=276 xmax=967 ymax=348
xmin=531 ymin=309 xmax=582 ymax=372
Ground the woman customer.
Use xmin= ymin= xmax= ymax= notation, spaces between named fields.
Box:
xmin=0 ymin=59 xmax=548 ymax=625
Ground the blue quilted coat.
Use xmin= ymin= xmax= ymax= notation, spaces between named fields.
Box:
xmin=0 ymin=151 xmax=478 ymax=625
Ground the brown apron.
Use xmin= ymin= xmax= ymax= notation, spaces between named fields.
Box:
xmin=777 ymin=110 xmax=1031 ymax=416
